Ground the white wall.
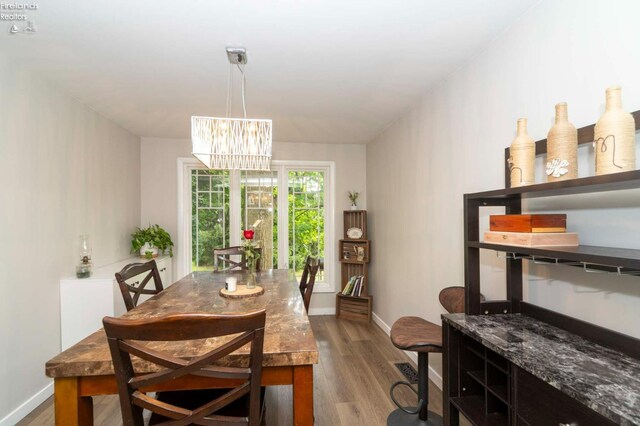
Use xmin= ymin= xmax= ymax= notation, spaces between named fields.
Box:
xmin=140 ymin=138 xmax=366 ymax=313
xmin=0 ymin=59 xmax=141 ymax=423
xmin=367 ymin=0 xmax=640 ymax=381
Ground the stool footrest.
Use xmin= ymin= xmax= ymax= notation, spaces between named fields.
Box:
xmin=390 ymin=380 xmax=424 ymax=415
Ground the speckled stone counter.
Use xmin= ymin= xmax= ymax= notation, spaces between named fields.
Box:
xmin=442 ymin=313 xmax=640 ymax=425
xmin=46 ymin=269 xmax=318 ymax=378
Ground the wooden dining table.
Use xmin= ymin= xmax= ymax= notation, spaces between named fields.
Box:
xmin=45 ymin=269 xmax=318 ymax=425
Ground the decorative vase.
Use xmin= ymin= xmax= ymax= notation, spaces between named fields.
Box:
xmin=595 ymin=86 xmax=636 ymax=175
xmin=246 ymin=259 xmax=257 ymax=289
xmin=546 ymin=102 xmax=578 ymax=181
xmin=509 ymin=118 xmax=535 ymax=187
xmin=350 ymin=204 xmax=357 ymax=210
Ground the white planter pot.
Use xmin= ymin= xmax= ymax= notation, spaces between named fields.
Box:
xmin=140 ymin=243 xmax=159 ymax=258
xmin=350 ymin=204 xmax=358 ymax=210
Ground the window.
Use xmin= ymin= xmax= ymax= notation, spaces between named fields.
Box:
xmin=288 ymin=171 xmax=325 ymax=281
xmin=179 ymin=159 xmax=335 ymax=291
xmin=191 ymin=169 xmax=229 ymax=270
xmin=241 ymin=170 xmax=278 ymax=270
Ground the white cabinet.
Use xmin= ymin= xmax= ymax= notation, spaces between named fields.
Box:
xmin=60 ymin=255 xmax=172 ymax=350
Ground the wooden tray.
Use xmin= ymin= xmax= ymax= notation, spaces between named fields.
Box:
xmin=220 ymin=285 xmax=264 ymax=299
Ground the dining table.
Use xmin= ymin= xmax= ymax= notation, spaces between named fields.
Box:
xmin=45 ymin=269 xmax=318 ymax=425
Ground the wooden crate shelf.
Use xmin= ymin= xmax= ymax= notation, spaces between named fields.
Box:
xmin=337 ymin=210 xmax=372 ymax=322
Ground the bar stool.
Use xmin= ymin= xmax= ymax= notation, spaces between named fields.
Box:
xmin=387 ymin=287 xmax=466 ymax=426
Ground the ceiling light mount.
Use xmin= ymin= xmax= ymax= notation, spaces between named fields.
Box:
xmin=226 ymin=47 xmax=247 ymax=65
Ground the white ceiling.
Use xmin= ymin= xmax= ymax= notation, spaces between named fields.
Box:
xmin=0 ymin=0 xmax=536 ymax=143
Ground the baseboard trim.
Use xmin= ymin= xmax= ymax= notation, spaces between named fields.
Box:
xmin=372 ymin=312 xmax=443 ymax=390
xmin=0 ymin=382 xmax=53 ymax=426
xmin=308 ymin=307 xmax=336 ymax=316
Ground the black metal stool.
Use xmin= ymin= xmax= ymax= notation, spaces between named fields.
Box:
xmin=388 ymin=287 xmax=467 ymax=426
xmin=388 ymin=316 xmax=443 ymax=426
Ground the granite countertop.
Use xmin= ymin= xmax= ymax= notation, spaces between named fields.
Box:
xmin=442 ymin=313 xmax=640 ymax=426
xmin=47 ymin=269 xmax=318 ymax=378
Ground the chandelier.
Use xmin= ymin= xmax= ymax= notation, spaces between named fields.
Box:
xmin=191 ymin=47 xmax=272 ymax=170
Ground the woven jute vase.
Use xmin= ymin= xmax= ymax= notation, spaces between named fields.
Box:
xmin=594 ymin=86 xmax=636 ymax=175
xmin=509 ymin=118 xmax=535 ymax=187
xmin=546 ymin=102 xmax=578 ymax=181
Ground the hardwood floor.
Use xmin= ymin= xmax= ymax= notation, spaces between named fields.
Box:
xmin=19 ymin=315 xmax=447 ymax=426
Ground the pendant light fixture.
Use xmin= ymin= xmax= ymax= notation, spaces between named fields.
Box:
xmin=191 ymin=47 xmax=272 ymax=170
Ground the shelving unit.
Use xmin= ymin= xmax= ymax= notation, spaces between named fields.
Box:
xmin=443 ymin=109 xmax=640 ymax=425
xmin=336 ymin=210 xmax=372 ymax=322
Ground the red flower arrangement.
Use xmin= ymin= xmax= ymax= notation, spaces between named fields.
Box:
xmin=243 ymin=229 xmax=255 ymax=240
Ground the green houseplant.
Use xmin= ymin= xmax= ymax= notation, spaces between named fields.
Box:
xmin=131 ymin=224 xmax=174 ymax=259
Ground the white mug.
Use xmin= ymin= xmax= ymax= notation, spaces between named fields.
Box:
xmin=225 ymin=277 xmax=237 ymax=292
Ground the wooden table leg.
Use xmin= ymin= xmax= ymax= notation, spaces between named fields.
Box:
xmin=293 ymin=365 xmax=314 ymax=426
xmin=54 ymin=377 xmax=94 ymax=426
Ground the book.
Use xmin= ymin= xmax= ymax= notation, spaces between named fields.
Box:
xmin=343 ymin=275 xmax=365 ymax=296
xmin=483 ymin=231 xmax=578 ymax=247
xmin=489 ymin=214 xmax=566 ymax=233
xmin=342 ymin=276 xmax=355 ymax=295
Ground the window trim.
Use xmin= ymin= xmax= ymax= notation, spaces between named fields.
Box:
xmin=177 ymin=158 xmax=336 ymax=293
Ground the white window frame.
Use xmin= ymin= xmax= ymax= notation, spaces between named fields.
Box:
xmin=177 ymin=158 xmax=336 ymax=293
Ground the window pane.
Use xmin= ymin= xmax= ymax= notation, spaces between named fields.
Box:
xmin=288 ymin=170 xmax=325 ymax=279
xmin=192 ymin=169 xmax=229 ymax=271
xmin=241 ymin=170 xmax=278 ymax=269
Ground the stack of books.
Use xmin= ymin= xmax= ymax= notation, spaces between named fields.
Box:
xmin=484 ymin=214 xmax=578 ymax=247
xmin=342 ymin=275 xmax=365 ymax=296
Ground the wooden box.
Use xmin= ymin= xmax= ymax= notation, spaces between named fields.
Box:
xmin=344 ymin=210 xmax=367 ymax=239
xmin=336 ymin=294 xmax=372 ymax=322
xmin=339 ymin=239 xmax=370 ymax=263
xmin=489 ymin=214 xmax=566 ymax=233
xmin=484 ymin=231 xmax=578 ymax=247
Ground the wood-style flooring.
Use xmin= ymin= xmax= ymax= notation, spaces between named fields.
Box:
xmin=19 ymin=315 xmax=451 ymax=426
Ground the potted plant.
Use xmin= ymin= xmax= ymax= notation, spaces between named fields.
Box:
xmin=131 ymin=224 xmax=174 ymax=259
xmin=348 ymin=191 xmax=359 ymax=210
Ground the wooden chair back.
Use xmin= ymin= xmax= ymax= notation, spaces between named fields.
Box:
xmin=103 ymin=310 xmax=266 ymax=426
xmin=115 ymin=260 xmax=164 ymax=312
xmin=214 ymin=246 xmax=262 ymax=272
xmin=299 ymin=256 xmax=321 ymax=312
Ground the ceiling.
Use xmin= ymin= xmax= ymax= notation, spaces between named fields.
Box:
xmin=0 ymin=0 xmax=537 ymax=143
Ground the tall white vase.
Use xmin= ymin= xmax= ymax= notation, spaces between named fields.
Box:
xmin=546 ymin=102 xmax=578 ymax=181
xmin=509 ymin=118 xmax=535 ymax=187
xmin=594 ymin=86 xmax=636 ymax=175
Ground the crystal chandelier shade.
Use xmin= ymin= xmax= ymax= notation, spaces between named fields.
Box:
xmin=191 ymin=47 xmax=272 ymax=171
xmin=191 ymin=116 xmax=272 ymax=170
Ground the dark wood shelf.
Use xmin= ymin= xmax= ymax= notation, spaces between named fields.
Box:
xmin=465 ymin=169 xmax=640 ymax=200
xmin=486 ymin=358 xmax=509 ymax=375
xmin=452 ymin=111 xmax=640 ymax=426
xmin=487 ymin=384 xmax=509 ymax=405
xmin=467 ymin=241 xmax=640 ymax=270
xmin=450 ymin=396 xmax=508 ymax=426
xmin=467 ymin=370 xmax=485 ymax=386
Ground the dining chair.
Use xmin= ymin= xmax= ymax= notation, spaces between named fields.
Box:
xmin=115 ymin=260 xmax=164 ymax=312
xmin=103 ymin=310 xmax=267 ymax=426
xmin=214 ymin=246 xmax=262 ymax=272
xmin=299 ymin=256 xmax=321 ymax=312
